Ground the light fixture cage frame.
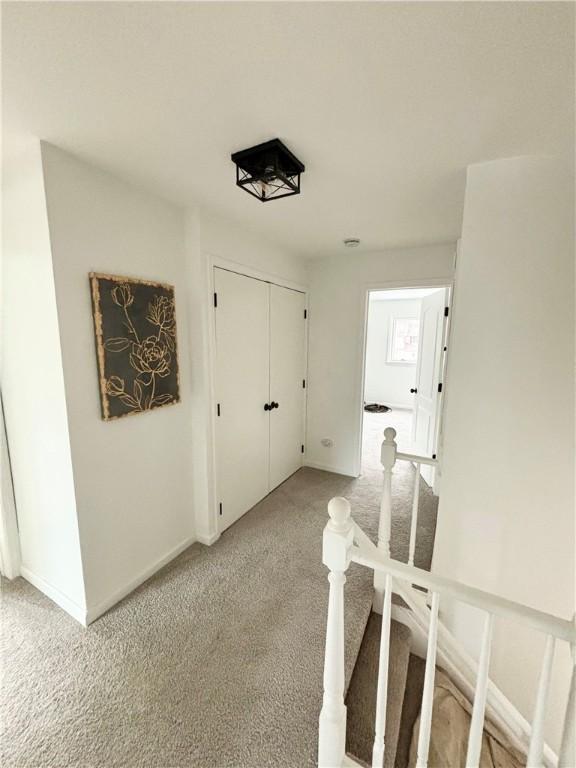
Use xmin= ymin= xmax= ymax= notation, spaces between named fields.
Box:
xmin=231 ymin=139 xmax=305 ymax=202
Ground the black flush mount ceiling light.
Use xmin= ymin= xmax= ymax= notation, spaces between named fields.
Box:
xmin=231 ymin=139 xmax=305 ymax=202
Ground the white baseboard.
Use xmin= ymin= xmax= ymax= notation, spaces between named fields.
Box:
xmin=197 ymin=531 xmax=220 ymax=546
xmin=303 ymin=460 xmax=356 ymax=477
xmin=20 ymin=566 xmax=87 ymax=626
xmin=85 ymin=534 xmax=196 ymax=625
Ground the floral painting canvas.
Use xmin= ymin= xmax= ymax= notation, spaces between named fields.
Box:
xmin=90 ymin=273 xmax=180 ymax=420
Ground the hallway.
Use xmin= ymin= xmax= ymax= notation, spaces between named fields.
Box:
xmin=1 ymin=457 xmax=438 ymax=768
xmin=362 ymin=407 xmax=413 ymax=472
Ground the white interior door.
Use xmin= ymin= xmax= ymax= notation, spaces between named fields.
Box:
xmin=411 ymin=288 xmax=447 ymax=485
xmin=269 ymin=284 xmax=306 ymax=489
xmin=214 ymin=268 xmax=270 ymax=532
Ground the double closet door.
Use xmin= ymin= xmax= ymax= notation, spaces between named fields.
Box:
xmin=214 ymin=268 xmax=307 ymax=532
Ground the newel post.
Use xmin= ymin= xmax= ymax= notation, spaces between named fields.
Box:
xmin=378 ymin=427 xmax=397 ymax=556
xmin=374 ymin=428 xmax=397 ymax=610
xmin=318 ymin=497 xmax=354 ymax=768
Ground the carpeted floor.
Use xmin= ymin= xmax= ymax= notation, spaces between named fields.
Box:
xmin=1 ymin=426 xmax=438 ymax=768
xmin=362 ymin=408 xmax=414 ymax=461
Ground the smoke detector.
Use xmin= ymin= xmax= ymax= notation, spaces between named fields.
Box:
xmin=343 ymin=238 xmax=360 ymax=248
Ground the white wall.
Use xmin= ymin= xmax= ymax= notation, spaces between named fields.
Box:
xmin=364 ymin=298 xmax=419 ymax=408
xmin=41 ymin=143 xmax=195 ymax=619
xmin=2 ymin=141 xmax=307 ymax=622
xmin=185 ymin=208 xmax=307 ymax=544
xmin=432 ymin=156 xmax=574 ymax=750
xmin=200 ymin=209 xmax=307 ymax=286
xmin=305 ymin=245 xmax=455 ymax=476
xmin=2 ymin=140 xmax=86 ymax=619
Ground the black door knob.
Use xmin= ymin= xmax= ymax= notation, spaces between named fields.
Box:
xmin=264 ymin=403 xmax=271 ymax=411
xmin=271 ymin=401 xmax=279 ymax=409
xmin=410 ymin=388 xmax=418 ymax=394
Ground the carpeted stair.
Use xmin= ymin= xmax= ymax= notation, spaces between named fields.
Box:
xmin=343 ymin=566 xmax=383 ymax=694
xmin=395 ymin=654 xmax=426 ymax=768
xmin=346 ymin=625 xmax=524 ymax=768
xmin=345 ymin=613 xmax=413 ymax=768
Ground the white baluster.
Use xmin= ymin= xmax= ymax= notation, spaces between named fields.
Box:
xmin=319 ymin=497 xmax=355 ymax=768
xmin=526 ymin=635 xmax=555 ymax=767
xmin=374 ymin=429 xmax=397 ymax=611
xmin=372 ymin=573 xmax=393 ymax=768
xmin=465 ymin=613 xmax=494 ymax=768
xmin=559 ymin=646 xmax=576 ymax=768
xmin=378 ymin=427 xmax=397 ymax=557
xmin=416 ymin=591 xmax=440 ymax=768
xmin=408 ymin=467 xmax=420 ymax=566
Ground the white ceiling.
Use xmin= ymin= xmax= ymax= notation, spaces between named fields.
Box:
xmin=3 ymin=2 xmax=574 ymax=259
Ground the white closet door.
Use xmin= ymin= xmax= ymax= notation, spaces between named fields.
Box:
xmin=214 ymin=268 xmax=270 ymax=532
xmin=269 ymin=284 xmax=306 ymax=490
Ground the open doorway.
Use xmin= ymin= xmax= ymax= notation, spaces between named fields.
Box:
xmin=361 ymin=286 xmax=451 ymax=486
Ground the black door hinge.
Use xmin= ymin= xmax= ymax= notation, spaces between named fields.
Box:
xmin=444 ymin=306 xmax=449 ymax=317
xmin=217 ymin=403 xmax=221 ymax=416
xmin=438 ymin=383 xmax=443 ymax=393
xmin=304 ymin=309 xmax=307 ymax=319
xmin=301 ymin=445 xmax=305 ymax=454
xmin=219 ymin=502 xmax=223 ymax=516
xmin=302 ymin=379 xmax=306 ymax=389
xmin=213 ymin=292 xmax=218 ymax=308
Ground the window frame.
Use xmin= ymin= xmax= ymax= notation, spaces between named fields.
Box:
xmin=387 ymin=315 xmax=419 ymax=365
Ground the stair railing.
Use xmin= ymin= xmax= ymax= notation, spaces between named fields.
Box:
xmin=377 ymin=427 xmax=438 ymax=567
xmin=318 ymin=497 xmax=576 ymax=768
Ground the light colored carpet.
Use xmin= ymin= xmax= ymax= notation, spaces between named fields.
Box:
xmin=1 ymin=432 xmax=438 ymax=768
xmin=361 ymin=409 xmax=438 ymax=570
xmin=362 ymin=408 xmax=414 ymax=461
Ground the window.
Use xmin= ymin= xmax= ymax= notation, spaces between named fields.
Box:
xmin=388 ymin=317 xmax=419 ymax=363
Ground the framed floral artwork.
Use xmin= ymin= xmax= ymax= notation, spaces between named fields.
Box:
xmin=89 ymin=273 xmax=180 ymax=420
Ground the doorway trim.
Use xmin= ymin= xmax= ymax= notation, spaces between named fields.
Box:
xmin=354 ymin=278 xmax=454 ymax=479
